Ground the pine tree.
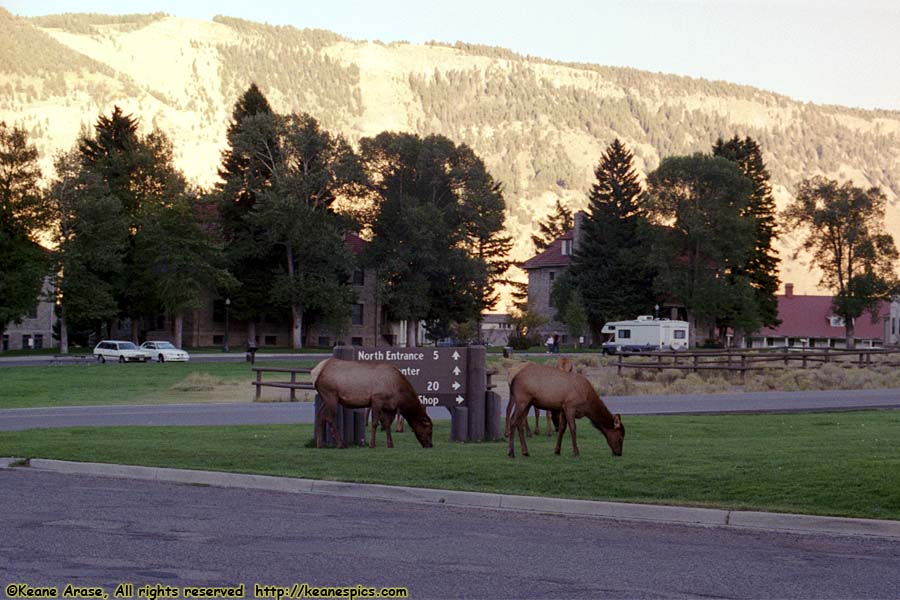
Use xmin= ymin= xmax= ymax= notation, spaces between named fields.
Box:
xmin=568 ymin=139 xmax=655 ymax=337
xmin=713 ymin=136 xmax=781 ymax=329
xmin=531 ymin=198 xmax=573 ymax=252
xmin=217 ymin=84 xmax=285 ymax=343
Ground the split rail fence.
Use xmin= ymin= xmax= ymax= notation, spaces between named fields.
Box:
xmin=614 ymin=347 xmax=900 ymax=382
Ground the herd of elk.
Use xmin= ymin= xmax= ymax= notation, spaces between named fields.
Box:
xmin=312 ymin=355 xmax=624 ymax=459
xmin=312 ymin=358 xmax=433 ymax=449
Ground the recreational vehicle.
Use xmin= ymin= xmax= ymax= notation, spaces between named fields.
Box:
xmin=600 ymin=316 xmax=690 ymax=353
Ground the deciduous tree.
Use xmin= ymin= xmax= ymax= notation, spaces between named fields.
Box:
xmin=784 ymin=177 xmax=899 ymax=347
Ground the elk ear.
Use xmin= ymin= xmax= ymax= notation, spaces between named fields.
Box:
xmin=613 ymin=414 xmax=622 ymax=428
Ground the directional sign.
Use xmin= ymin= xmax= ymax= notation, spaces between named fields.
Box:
xmin=352 ymin=347 xmax=468 ymax=408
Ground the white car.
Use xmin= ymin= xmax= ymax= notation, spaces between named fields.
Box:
xmin=94 ymin=340 xmax=150 ymax=363
xmin=141 ymin=341 xmax=190 ymax=363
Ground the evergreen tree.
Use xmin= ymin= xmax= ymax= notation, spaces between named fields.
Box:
xmin=456 ymin=144 xmax=511 ymax=342
xmin=0 ymin=122 xmax=48 ymax=350
xmin=531 ymin=198 xmax=573 ymax=252
xmin=784 ymin=177 xmax=899 ymax=348
xmin=567 ymin=139 xmax=655 ymax=338
xmin=217 ymin=84 xmax=284 ymax=344
xmin=713 ymin=135 xmax=780 ymax=330
xmin=77 ymin=106 xmax=188 ymax=341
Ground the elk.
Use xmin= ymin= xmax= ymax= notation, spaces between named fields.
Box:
xmin=507 ymin=361 xmax=624 ymax=458
xmin=504 ymin=357 xmax=573 ymax=438
xmin=312 ymin=358 xmax=433 ymax=449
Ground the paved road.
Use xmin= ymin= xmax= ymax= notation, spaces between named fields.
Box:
xmin=2 ymin=388 xmax=900 ymax=431
xmin=2 ymin=469 xmax=898 ymax=599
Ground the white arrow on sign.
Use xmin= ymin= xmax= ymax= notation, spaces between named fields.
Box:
xmin=452 ymin=351 xmax=460 ymax=361
xmin=456 ymin=395 xmax=464 ymax=404
xmin=453 ymin=366 xmax=461 ymax=376
xmin=452 ymin=381 xmax=461 ymax=390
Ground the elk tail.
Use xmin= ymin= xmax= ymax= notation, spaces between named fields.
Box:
xmin=310 ymin=358 xmax=331 ymax=386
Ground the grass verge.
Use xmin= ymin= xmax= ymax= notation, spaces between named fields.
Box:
xmin=2 ymin=412 xmax=898 ymax=520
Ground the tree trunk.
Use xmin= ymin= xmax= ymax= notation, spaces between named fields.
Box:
xmin=131 ymin=318 xmax=139 ymax=344
xmin=292 ymin=305 xmax=303 ymax=349
xmin=406 ymin=320 xmax=417 ymax=348
xmin=58 ymin=304 xmax=69 ymax=354
xmin=174 ymin=312 xmax=184 ymax=349
xmin=846 ymin=321 xmax=855 ymax=349
xmin=0 ymin=323 xmax=5 ymax=353
xmin=247 ymin=320 xmax=257 ymax=348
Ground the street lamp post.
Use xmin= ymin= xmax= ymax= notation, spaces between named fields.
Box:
xmin=655 ymin=304 xmax=660 ymax=319
xmin=224 ymin=298 xmax=231 ymax=353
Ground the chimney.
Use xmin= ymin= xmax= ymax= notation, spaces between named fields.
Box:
xmin=785 ymin=283 xmax=794 ymax=298
xmin=573 ymin=210 xmax=587 ymax=253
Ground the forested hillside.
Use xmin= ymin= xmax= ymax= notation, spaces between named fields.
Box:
xmin=2 ymin=9 xmax=899 ymax=297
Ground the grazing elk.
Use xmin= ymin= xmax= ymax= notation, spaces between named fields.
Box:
xmin=504 ymin=357 xmax=573 ymax=438
xmin=507 ymin=362 xmax=624 ymax=458
xmin=312 ymin=358 xmax=433 ymax=449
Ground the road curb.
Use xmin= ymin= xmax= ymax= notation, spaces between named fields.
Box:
xmin=5 ymin=457 xmax=900 ymax=540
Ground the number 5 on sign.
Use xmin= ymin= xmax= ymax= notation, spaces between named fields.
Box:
xmin=433 ymin=350 xmax=439 ymax=360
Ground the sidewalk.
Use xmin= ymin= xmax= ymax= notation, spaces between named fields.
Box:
xmin=3 ymin=456 xmax=898 ymax=540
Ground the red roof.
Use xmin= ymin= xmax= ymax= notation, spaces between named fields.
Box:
xmin=761 ymin=294 xmax=889 ymax=340
xmin=343 ymin=231 xmax=367 ymax=255
xmin=520 ymin=232 xmax=573 ymax=270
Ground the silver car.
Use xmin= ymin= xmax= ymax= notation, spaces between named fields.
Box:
xmin=140 ymin=341 xmax=190 ymax=363
xmin=93 ymin=340 xmax=150 ymax=363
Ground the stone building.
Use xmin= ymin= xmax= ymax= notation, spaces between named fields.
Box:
xmin=1 ymin=277 xmax=57 ymax=352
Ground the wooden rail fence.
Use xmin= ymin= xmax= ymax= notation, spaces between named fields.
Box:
xmin=614 ymin=347 xmax=900 ymax=382
xmin=252 ymin=366 xmax=313 ymax=401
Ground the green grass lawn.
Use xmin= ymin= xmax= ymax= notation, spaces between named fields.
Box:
xmin=3 ymin=412 xmax=898 ymax=520
xmin=0 ymin=360 xmax=320 ymax=408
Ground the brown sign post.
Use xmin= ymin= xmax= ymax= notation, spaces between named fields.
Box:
xmin=319 ymin=345 xmax=488 ymax=443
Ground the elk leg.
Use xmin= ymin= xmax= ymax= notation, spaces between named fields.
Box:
xmin=382 ymin=411 xmax=396 ymax=448
xmin=566 ymin=411 xmax=579 ymax=456
xmin=396 ymin=412 xmax=405 ymax=433
xmin=369 ymin=407 xmax=380 ymax=448
xmin=554 ymin=415 xmax=567 ymax=455
xmin=517 ymin=402 xmax=531 ymax=457
xmin=546 ymin=410 xmax=553 ymax=437
xmin=504 ymin=398 xmax=514 ymax=438
xmin=533 ymin=406 xmax=540 ymax=435
xmin=316 ymin=397 xmax=340 ymax=448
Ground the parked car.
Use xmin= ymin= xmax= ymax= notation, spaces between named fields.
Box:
xmin=93 ymin=340 xmax=150 ymax=363
xmin=140 ymin=341 xmax=190 ymax=363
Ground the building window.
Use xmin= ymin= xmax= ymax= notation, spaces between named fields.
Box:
xmin=33 ymin=334 xmax=43 ymax=350
xmin=561 ymin=239 xmax=572 ymax=255
xmin=351 ymin=337 xmax=363 ymax=346
xmin=265 ymin=335 xmax=277 ymax=346
xmin=352 ymin=269 xmax=365 ymax=286
xmin=1 ymin=335 xmax=7 ymax=351
xmin=549 ymin=271 xmax=556 ymax=282
xmin=674 ymin=330 xmax=686 ymax=339
xmin=22 ymin=334 xmax=32 ymax=349
xmin=351 ymin=304 xmax=364 ymax=326
xmin=829 ymin=316 xmax=846 ymax=327
xmin=27 ymin=303 xmax=38 ymax=320
xmin=212 ymin=300 xmax=225 ymax=323
xmin=213 ymin=335 xmax=224 ymax=344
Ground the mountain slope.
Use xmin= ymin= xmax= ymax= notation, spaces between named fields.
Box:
xmin=3 ymin=10 xmax=900 ymax=300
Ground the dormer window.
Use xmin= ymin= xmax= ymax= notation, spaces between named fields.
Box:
xmin=829 ymin=316 xmax=848 ymax=327
xmin=561 ymin=239 xmax=573 ymax=255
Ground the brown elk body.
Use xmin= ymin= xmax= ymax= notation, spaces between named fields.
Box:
xmin=504 ymin=358 xmax=572 ymax=438
xmin=507 ymin=362 xmax=624 ymax=458
xmin=312 ymin=358 xmax=433 ymax=449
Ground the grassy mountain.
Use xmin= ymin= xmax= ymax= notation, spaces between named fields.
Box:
xmin=3 ymin=9 xmax=900 ymax=301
